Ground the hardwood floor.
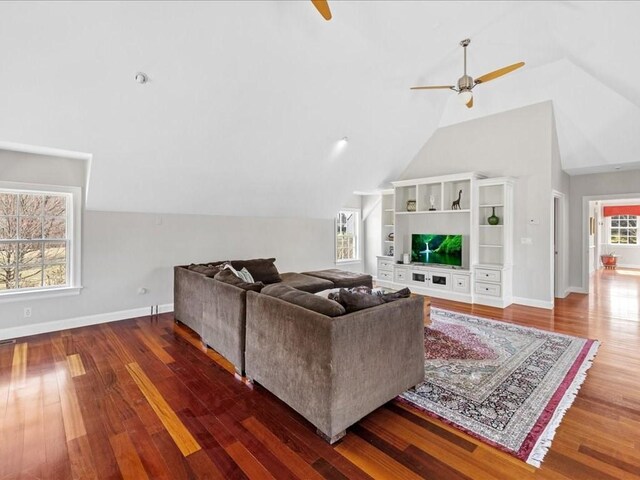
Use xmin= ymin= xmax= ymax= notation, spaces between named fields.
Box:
xmin=1 ymin=268 xmax=639 ymax=479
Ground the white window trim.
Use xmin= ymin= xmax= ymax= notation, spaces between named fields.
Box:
xmin=0 ymin=181 xmax=83 ymax=302
xmin=606 ymin=215 xmax=639 ymax=247
xmin=335 ymin=208 xmax=361 ymax=264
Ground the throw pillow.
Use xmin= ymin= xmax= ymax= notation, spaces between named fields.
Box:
xmin=187 ymin=263 xmax=223 ymax=277
xmin=230 ymin=258 xmax=282 ymax=284
xmin=336 ymin=288 xmax=385 ymax=313
xmin=381 ymin=287 xmax=411 ymax=302
xmin=214 ymin=269 xmax=264 ymax=292
xmin=261 ymin=284 xmax=346 ymax=317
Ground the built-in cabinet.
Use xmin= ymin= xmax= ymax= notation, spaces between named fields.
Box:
xmin=375 ymin=172 xmax=514 ymax=307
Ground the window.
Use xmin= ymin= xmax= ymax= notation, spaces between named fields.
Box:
xmin=0 ymin=183 xmax=81 ymax=299
xmin=336 ymin=209 xmax=359 ymax=262
xmin=610 ymin=215 xmax=638 ymax=245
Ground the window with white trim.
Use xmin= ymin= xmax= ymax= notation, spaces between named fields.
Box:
xmin=0 ymin=186 xmax=79 ymax=296
xmin=609 ymin=215 xmax=638 ymax=245
xmin=336 ymin=209 xmax=359 ymax=262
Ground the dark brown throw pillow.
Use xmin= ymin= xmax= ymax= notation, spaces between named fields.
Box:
xmin=214 ymin=269 xmax=264 ymax=292
xmin=261 ymin=284 xmax=346 ymax=317
xmin=381 ymin=287 xmax=412 ymax=303
xmin=187 ymin=263 xmax=223 ymax=277
xmin=230 ymin=258 xmax=282 ymax=284
xmin=336 ymin=288 xmax=385 ymax=313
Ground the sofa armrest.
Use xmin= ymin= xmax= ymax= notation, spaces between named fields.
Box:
xmin=329 ymin=297 xmax=425 ymax=434
xmin=174 ymin=266 xmax=205 ymax=334
xmin=245 ymin=291 xmax=334 ymax=429
xmin=201 ymin=278 xmax=247 ymax=373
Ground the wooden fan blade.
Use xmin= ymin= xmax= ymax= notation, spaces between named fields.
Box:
xmin=474 ymin=62 xmax=525 ymax=85
xmin=410 ymin=85 xmax=455 ymax=90
xmin=311 ymin=0 xmax=332 ymax=20
xmin=466 ymin=97 xmax=473 ymax=109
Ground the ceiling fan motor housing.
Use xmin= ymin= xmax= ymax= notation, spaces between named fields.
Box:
xmin=457 ymin=75 xmax=474 ymax=91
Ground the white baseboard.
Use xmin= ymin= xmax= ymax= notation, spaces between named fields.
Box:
xmin=512 ymin=297 xmax=554 ymax=310
xmin=565 ymin=286 xmax=588 ymax=295
xmin=0 ymin=303 xmax=174 ymax=341
xmin=618 ymin=263 xmax=640 ymax=269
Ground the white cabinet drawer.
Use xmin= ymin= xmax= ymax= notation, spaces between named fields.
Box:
xmin=452 ymin=274 xmax=470 ymax=293
xmin=395 ymin=269 xmax=407 ymax=282
xmin=475 ymin=282 xmax=501 ymax=297
xmin=378 ymin=259 xmax=395 ymax=271
xmin=378 ymin=270 xmax=393 ymax=281
xmin=476 ymin=268 xmax=501 ymax=282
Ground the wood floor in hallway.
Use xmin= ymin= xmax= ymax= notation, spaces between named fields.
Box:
xmin=0 ymin=268 xmax=639 ymax=479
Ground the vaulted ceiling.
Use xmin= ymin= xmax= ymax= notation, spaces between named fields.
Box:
xmin=0 ymin=1 xmax=638 ymax=218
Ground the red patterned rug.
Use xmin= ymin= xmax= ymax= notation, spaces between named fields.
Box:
xmin=399 ymin=307 xmax=599 ymax=467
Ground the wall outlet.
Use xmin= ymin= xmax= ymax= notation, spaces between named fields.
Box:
xmin=23 ymin=307 xmax=32 ymax=318
xmin=521 ymin=237 xmax=533 ymax=245
xmin=528 ymin=218 xmax=539 ymax=225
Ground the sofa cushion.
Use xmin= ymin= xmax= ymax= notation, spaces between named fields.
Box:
xmin=301 ymin=269 xmax=373 ymax=289
xmin=262 ymin=284 xmax=346 ymax=317
xmin=214 ymin=269 xmax=264 ymax=292
xmin=279 ymin=272 xmax=334 ymax=293
xmin=335 ymin=288 xmax=385 ymax=313
xmin=230 ymin=258 xmax=282 ymax=284
xmin=187 ymin=263 xmax=224 ymax=277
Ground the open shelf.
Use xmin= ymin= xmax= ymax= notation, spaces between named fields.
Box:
xmin=479 ymin=225 xmax=503 ymax=228
xmin=479 ymin=244 xmax=503 ymax=248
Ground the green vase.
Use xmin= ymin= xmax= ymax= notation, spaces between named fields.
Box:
xmin=487 ymin=207 xmax=500 ymax=225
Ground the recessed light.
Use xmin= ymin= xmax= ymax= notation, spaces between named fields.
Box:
xmin=135 ymin=72 xmax=148 ymax=84
xmin=341 ymin=136 xmax=349 ymax=143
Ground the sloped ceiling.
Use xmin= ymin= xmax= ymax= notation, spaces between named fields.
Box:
xmin=0 ymin=1 xmax=638 ymax=218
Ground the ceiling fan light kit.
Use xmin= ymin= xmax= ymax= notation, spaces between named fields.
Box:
xmin=411 ymin=38 xmax=525 ymax=108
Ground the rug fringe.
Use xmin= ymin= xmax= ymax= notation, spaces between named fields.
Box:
xmin=526 ymin=340 xmax=600 ymax=467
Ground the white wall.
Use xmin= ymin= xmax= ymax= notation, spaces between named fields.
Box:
xmin=400 ymin=101 xmax=555 ymax=305
xmin=568 ymin=170 xmax=640 ymax=289
xmin=0 ymin=149 xmax=338 ymax=337
xmin=0 ymin=210 xmax=335 ymax=333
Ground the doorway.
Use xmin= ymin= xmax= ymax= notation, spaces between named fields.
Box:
xmin=581 ymin=194 xmax=640 ymax=294
xmin=552 ymin=191 xmax=566 ymax=299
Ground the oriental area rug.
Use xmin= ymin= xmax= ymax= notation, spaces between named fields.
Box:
xmin=399 ymin=307 xmax=599 ymax=467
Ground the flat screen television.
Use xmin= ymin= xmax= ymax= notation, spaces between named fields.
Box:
xmin=411 ymin=234 xmax=463 ymax=267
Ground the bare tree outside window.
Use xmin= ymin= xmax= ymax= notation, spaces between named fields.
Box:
xmin=610 ymin=215 xmax=638 ymax=245
xmin=336 ymin=210 xmax=359 ymax=261
xmin=0 ymin=191 xmax=68 ymax=291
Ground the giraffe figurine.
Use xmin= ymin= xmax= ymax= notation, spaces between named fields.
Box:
xmin=451 ymin=190 xmax=462 ymax=210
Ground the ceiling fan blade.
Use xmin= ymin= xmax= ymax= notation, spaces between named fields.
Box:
xmin=311 ymin=0 xmax=332 ymax=20
xmin=466 ymin=97 xmax=473 ymax=109
xmin=474 ymin=62 xmax=525 ymax=85
xmin=410 ymin=85 xmax=455 ymax=90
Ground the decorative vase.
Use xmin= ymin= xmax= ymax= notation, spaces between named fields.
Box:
xmin=406 ymin=200 xmax=416 ymax=212
xmin=487 ymin=207 xmax=500 ymax=225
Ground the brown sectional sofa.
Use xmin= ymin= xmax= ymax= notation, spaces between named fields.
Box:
xmin=174 ymin=259 xmax=424 ymax=443
xmin=174 ymin=260 xmax=371 ymax=373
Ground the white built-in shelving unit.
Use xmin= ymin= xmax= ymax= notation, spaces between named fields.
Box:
xmin=375 ymin=172 xmax=515 ymax=307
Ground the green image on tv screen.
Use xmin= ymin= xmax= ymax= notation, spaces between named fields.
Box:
xmin=411 ymin=234 xmax=462 ymax=266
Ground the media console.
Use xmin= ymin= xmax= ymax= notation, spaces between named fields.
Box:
xmin=377 ymin=258 xmax=472 ymax=303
